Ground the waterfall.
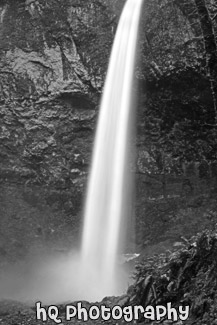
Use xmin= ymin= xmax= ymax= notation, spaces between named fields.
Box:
xmin=81 ymin=0 xmax=143 ymax=299
xmin=0 ymin=0 xmax=143 ymax=304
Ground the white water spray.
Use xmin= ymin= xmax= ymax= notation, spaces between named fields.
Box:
xmin=0 ymin=0 xmax=143 ymax=304
xmin=81 ymin=0 xmax=143 ymax=298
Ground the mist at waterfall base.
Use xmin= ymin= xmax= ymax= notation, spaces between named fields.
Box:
xmin=0 ymin=0 xmax=143 ymax=304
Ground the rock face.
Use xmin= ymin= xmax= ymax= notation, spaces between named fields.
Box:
xmin=0 ymin=0 xmax=216 ymax=259
xmin=0 ymin=0 xmax=117 ymax=257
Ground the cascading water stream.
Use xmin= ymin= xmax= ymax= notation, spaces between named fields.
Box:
xmin=81 ymin=0 xmax=143 ymax=298
xmin=0 ymin=0 xmax=143 ymax=303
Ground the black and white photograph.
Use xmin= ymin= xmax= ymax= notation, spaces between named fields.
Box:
xmin=0 ymin=0 xmax=216 ymax=324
